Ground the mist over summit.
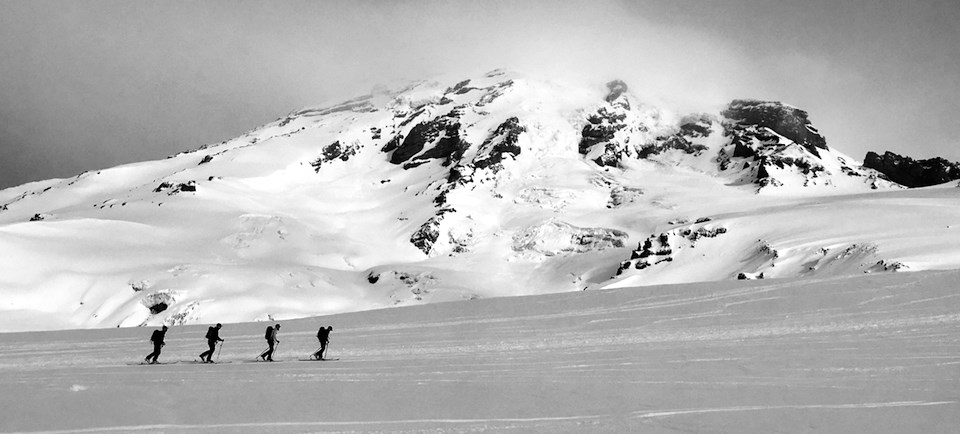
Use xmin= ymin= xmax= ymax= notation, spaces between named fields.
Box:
xmin=1 ymin=70 xmax=959 ymax=332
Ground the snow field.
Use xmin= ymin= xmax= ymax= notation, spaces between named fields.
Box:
xmin=0 ymin=270 xmax=957 ymax=432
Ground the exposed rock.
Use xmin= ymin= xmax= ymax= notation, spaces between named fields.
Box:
xmin=381 ymin=135 xmax=402 ymax=153
xmin=473 ymin=117 xmax=525 ymax=171
xmin=617 ymin=225 xmax=728 ymax=275
xmin=737 ymin=272 xmax=765 ymax=280
xmin=129 ymin=280 xmax=151 ymax=292
xmin=153 ymin=182 xmax=174 ymax=193
xmin=293 ymin=94 xmax=376 ymax=117
xmin=513 ymin=219 xmax=628 ymax=258
xmin=178 ymin=182 xmax=196 ymax=193
xmin=678 ymin=226 xmax=728 ymax=243
xmin=388 ymin=111 xmax=468 ymax=167
xmin=165 ymin=301 xmax=200 ymax=326
xmin=445 ymin=79 xmax=474 ymax=95
xmin=607 ymin=186 xmax=644 ymax=208
xmin=579 ymin=106 xmax=629 ymax=166
xmin=604 ymin=80 xmax=630 ymax=110
xmin=637 ymin=135 xmax=708 ymax=159
xmin=154 ymin=181 xmax=197 ymax=195
xmin=863 ymin=151 xmax=960 ymax=187
xmin=141 ymin=291 xmax=176 ymax=315
xmin=310 ymin=141 xmax=360 ymax=171
xmin=475 ymin=80 xmax=514 ymax=107
xmin=870 ymin=260 xmax=908 ymax=272
xmin=640 ymin=113 xmax=714 ymax=161
xmin=199 ymin=155 xmax=214 ymax=165
xmin=722 ymin=99 xmax=827 ymax=156
xmin=411 ymin=214 xmax=445 ymax=255
xmin=678 ymin=114 xmax=714 ymax=138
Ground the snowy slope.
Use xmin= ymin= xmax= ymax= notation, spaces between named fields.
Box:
xmin=1 ymin=69 xmax=958 ymax=332
xmin=0 ymin=270 xmax=957 ymax=432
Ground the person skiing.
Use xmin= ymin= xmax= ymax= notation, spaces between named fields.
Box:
xmin=144 ymin=325 xmax=168 ymax=364
xmin=198 ymin=323 xmax=224 ymax=363
xmin=259 ymin=324 xmax=281 ymax=361
xmin=312 ymin=326 xmax=332 ymax=360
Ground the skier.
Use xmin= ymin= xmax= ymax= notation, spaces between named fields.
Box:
xmin=198 ymin=323 xmax=224 ymax=363
xmin=144 ymin=325 xmax=168 ymax=364
xmin=312 ymin=326 xmax=332 ymax=360
xmin=259 ymin=324 xmax=281 ymax=361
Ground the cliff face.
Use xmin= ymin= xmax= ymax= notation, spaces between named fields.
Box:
xmin=863 ymin=151 xmax=960 ymax=188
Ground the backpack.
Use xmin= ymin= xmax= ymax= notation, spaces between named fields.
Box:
xmin=205 ymin=326 xmax=215 ymax=340
xmin=151 ymin=330 xmax=163 ymax=343
xmin=264 ymin=326 xmax=272 ymax=340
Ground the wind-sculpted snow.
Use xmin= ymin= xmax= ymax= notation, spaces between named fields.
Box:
xmin=0 ymin=271 xmax=957 ymax=432
xmin=0 ymin=69 xmax=959 ymax=331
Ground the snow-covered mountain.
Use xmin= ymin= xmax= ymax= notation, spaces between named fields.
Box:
xmin=2 ymin=69 xmax=959 ymax=332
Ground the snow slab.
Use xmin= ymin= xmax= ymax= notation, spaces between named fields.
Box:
xmin=0 ymin=270 xmax=958 ymax=433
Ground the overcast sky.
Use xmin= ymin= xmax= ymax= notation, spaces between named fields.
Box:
xmin=1 ymin=0 xmax=958 ymax=189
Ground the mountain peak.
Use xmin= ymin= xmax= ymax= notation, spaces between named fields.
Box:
xmin=0 ymin=71 xmax=942 ymax=332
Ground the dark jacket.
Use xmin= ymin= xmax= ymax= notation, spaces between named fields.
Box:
xmin=317 ymin=328 xmax=330 ymax=342
xmin=150 ymin=329 xmax=166 ymax=345
xmin=205 ymin=326 xmax=222 ymax=342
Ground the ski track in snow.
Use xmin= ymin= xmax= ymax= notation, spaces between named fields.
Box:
xmin=1 ymin=271 xmax=959 ymax=432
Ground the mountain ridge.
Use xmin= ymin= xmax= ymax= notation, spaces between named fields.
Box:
xmin=1 ymin=69 xmax=958 ymax=332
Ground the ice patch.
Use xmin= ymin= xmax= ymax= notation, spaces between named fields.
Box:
xmin=512 ymin=219 xmax=628 ymax=260
xmin=514 ymin=187 xmax=578 ymax=210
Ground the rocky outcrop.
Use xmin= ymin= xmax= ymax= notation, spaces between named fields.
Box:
xmin=863 ymin=151 xmax=960 ymax=187
xmin=579 ymin=106 xmax=629 ymax=166
xmin=153 ymin=181 xmax=196 ymax=195
xmin=617 ymin=225 xmax=727 ymax=275
xmin=310 ymin=141 xmax=360 ymax=171
xmin=141 ymin=291 xmax=176 ymax=315
xmin=713 ymin=99 xmax=898 ymax=190
xmin=607 ymin=186 xmax=644 ymax=208
xmin=387 ymin=109 xmax=469 ymax=168
xmin=410 ymin=208 xmax=456 ymax=255
xmin=411 ymin=216 xmax=443 ymax=254
xmin=512 ymin=219 xmax=629 ymax=259
xmin=578 ymin=80 xmax=635 ymax=167
xmin=473 ymin=117 xmax=525 ymax=171
xmin=722 ymin=100 xmax=827 ymax=157
xmin=293 ymin=94 xmax=376 ymax=118
xmin=636 ymin=114 xmax=714 ymax=159
xmin=604 ymin=80 xmax=630 ymax=110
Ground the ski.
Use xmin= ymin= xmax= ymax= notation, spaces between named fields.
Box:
xmin=297 ymin=357 xmax=339 ymax=362
xmin=127 ymin=361 xmax=179 ymax=366
xmin=182 ymin=360 xmax=232 ymax=364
